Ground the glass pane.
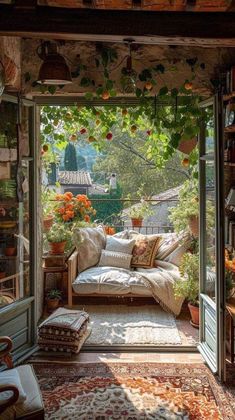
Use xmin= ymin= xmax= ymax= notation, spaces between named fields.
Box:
xmin=0 ymin=100 xmax=31 ymax=308
xmin=204 ymin=110 xmax=216 ymax=299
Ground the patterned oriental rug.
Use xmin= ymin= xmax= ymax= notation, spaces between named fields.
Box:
xmin=32 ymin=362 xmax=235 ymax=419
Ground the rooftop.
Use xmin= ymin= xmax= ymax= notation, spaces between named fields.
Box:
xmin=58 ymin=171 xmax=92 ymax=186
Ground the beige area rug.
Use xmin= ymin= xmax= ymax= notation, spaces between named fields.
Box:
xmin=74 ymin=305 xmax=182 ymax=346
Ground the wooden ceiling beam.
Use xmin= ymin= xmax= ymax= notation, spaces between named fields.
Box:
xmin=1 ymin=7 xmax=235 ymax=47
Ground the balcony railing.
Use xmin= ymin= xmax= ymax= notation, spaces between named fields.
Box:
xmin=46 ymin=196 xmax=178 ymax=234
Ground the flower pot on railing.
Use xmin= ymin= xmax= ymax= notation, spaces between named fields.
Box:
xmin=43 ymin=215 xmax=54 ymax=231
xmin=48 ymin=241 xmax=66 ymax=255
xmin=131 ymin=218 xmax=143 ymax=228
xmin=188 ymin=215 xmax=199 ymax=238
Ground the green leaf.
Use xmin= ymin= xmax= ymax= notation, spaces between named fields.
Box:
xmin=109 ymin=89 xmax=117 ymax=97
xmin=154 ymin=64 xmax=165 ymax=74
xmin=96 ymin=86 xmax=103 ymax=96
xmin=84 ymin=92 xmax=93 ymax=100
xmin=80 ymin=77 xmax=92 ymax=87
xmin=135 ymin=88 xmax=142 ymax=98
xmin=139 ymin=69 xmax=152 ymax=82
xmin=171 ymin=88 xmax=178 ymax=98
xmin=48 ymin=85 xmax=57 ymax=95
xmin=106 ymin=79 xmax=114 ymax=90
xmin=158 ymin=86 xmax=168 ymax=96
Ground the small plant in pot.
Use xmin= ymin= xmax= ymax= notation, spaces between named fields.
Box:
xmin=174 ymin=252 xmax=199 ymax=328
xmin=169 ymin=179 xmax=214 ymax=238
xmin=126 ymin=186 xmax=154 ymax=228
xmin=46 ymin=289 xmax=62 ymax=312
xmin=46 ymin=223 xmax=72 ymax=254
xmin=42 ymin=186 xmax=55 ymax=231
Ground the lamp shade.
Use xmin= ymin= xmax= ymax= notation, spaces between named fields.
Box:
xmin=37 ymin=52 xmax=72 ymax=85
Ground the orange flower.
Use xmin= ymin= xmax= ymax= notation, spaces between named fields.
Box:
xmin=59 ymin=207 xmax=65 ymax=215
xmin=62 ymin=214 xmax=70 ymax=221
xmin=65 ymin=203 xmax=74 ymax=211
xmin=67 ymin=211 xmax=74 ymax=219
xmin=55 ymin=194 xmax=63 ymax=201
xmin=64 ymin=192 xmax=73 ymax=199
xmin=84 ymin=215 xmax=90 ymax=223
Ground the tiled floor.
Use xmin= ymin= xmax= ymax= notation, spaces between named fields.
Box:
xmin=31 ymin=350 xmax=203 ymax=364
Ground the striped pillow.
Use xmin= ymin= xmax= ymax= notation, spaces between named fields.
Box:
xmin=99 ymin=250 xmax=132 ymax=270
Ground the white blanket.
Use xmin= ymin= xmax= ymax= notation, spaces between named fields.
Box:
xmin=135 ymin=260 xmax=184 ymax=316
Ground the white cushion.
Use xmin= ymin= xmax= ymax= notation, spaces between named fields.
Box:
xmin=73 ymin=225 xmax=106 ymax=273
xmin=72 ymin=266 xmax=152 ymax=296
xmin=0 ymin=368 xmax=26 ymax=405
xmin=99 ymin=250 xmax=132 ymax=270
xmin=105 ymin=236 xmax=135 ymax=254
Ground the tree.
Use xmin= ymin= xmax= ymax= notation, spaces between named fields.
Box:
xmin=64 ymin=143 xmax=78 ymax=171
xmin=93 ymin=126 xmax=191 ymax=198
xmin=77 ymin=154 xmax=87 ymax=170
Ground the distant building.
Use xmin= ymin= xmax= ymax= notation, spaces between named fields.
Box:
xmin=58 ymin=171 xmax=92 ymax=195
xmin=122 ymin=185 xmax=181 ymax=232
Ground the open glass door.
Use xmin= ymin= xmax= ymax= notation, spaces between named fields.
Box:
xmin=198 ymin=94 xmax=225 ymax=380
xmin=0 ymin=94 xmax=38 ymax=363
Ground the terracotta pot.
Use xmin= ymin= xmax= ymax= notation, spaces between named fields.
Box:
xmin=178 ymin=137 xmax=197 ymax=155
xmin=48 ymin=241 xmax=66 ymax=255
xmin=188 ymin=302 xmax=199 ymax=328
xmin=4 ymin=247 xmax=16 ymax=256
xmin=47 ymin=298 xmax=60 ymax=312
xmin=131 ymin=218 xmax=143 ymax=228
xmin=188 ymin=215 xmax=199 ymax=237
xmin=43 ymin=215 xmax=54 ymax=231
xmin=0 ymin=272 xmax=6 ymax=279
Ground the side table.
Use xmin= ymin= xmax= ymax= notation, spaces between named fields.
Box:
xmin=42 ymin=249 xmax=75 ymax=310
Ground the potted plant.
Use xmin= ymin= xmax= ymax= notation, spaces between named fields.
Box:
xmin=174 ymin=252 xmax=199 ymax=328
xmin=169 ymin=179 xmax=214 ymax=237
xmin=46 ymin=288 xmax=62 ymax=311
xmin=41 ymin=186 xmax=55 ymax=231
xmin=46 ymin=223 xmax=72 ymax=254
xmin=4 ymin=240 xmax=17 ymax=257
xmin=126 ymin=186 xmax=154 ymax=228
xmin=127 ymin=200 xmax=153 ymax=228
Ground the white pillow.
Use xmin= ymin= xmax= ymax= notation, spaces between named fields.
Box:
xmin=99 ymin=250 xmax=132 ymax=270
xmin=105 ymin=236 xmax=135 ymax=254
xmin=73 ymin=225 xmax=106 ymax=273
xmin=0 ymin=368 xmax=27 ymax=405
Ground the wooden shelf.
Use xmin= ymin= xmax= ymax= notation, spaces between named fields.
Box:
xmin=224 ymin=162 xmax=235 ymax=167
xmin=224 ymin=125 xmax=235 ymax=133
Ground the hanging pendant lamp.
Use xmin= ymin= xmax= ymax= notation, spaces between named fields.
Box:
xmin=37 ymin=42 xmax=72 ymax=85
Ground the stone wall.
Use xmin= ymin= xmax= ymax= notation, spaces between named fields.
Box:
xmin=0 ymin=37 xmax=21 ymax=91
xmin=21 ymin=38 xmax=235 ymax=97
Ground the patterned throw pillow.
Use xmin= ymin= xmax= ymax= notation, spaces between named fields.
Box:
xmin=99 ymin=250 xmax=132 ymax=270
xmin=131 ymin=235 xmax=161 ymax=268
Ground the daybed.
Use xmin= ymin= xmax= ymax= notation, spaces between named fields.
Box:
xmin=67 ymin=228 xmax=190 ymax=316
